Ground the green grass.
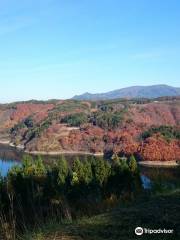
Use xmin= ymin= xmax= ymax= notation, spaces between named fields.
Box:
xmin=21 ymin=190 xmax=180 ymax=240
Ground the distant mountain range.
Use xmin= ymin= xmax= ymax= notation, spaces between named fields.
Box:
xmin=72 ymin=84 xmax=180 ymax=101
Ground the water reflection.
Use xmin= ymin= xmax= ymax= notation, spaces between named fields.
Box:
xmin=140 ymin=175 xmax=152 ymax=189
xmin=0 ymin=144 xmax=22 ymax=177
xmin=140 ymin=166 xmax=180 ymax=191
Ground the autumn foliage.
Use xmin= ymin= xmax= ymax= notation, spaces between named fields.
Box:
xmin=0 ymin=98 xmax=180 ymax=162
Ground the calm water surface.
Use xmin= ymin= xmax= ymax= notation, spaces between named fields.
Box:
xmin=0 ymin=144 xmax=22 ymax=177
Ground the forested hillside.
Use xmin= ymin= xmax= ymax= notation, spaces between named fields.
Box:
xmin=0 ymin=97 xmax=180 ymax=162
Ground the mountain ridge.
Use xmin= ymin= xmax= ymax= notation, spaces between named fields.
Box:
xmin=72 ymin=84 xmax=180 ymax=100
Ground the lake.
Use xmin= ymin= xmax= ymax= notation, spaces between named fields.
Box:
xmin=0 ymin=144 xmax=22 ymax=177
xmin=0 ymin=144 xmax=180 ymax=190
xmin=0 ymin=144 xmax=100 ymax=176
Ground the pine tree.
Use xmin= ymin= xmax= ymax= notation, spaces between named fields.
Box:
xmin=71 ymin=172 xmax=79 ymax=185
xmin=116 ymin=156 xmax=129 ymax=172
xmin=112 ymin=153 xmax=120 ymax=166
xmin=129 ymin=155 xmax=138 ymax=173
xmin=82 ymin=160 xmax=93 ymax=184
xmin=72 ymin=158 xmax=84 ymax=184
xmin=57 ymin=155 xmax=68 ymax=185
xmin=92 ymin=158 xmax=111 ymax=185
xmin=22 ymin=155 xmax=34 ymax=176
xmin=34 ymin=155 xmax=46 ymax=176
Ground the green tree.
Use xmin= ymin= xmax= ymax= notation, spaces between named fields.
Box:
xmin=62 ymin=113 xmax=88 ymax=127
xmin=71 ymin=158 xmax=84 ymax=184
xmin=119 ymin=156 xmax=129 ymax=171
xmin=129 ymin=155 xmax=138 ymax=173
xmin=57 ymin=156 xmax=69 ymax=185
xmin=71 ymin=172 xmax=79 ymax=185
xmin=92 ymin=158 xmax=111 ymax=185
xmin=112 ymin=153 xmax=120 ymax=166
xmin=95 ymin=111 xmax=123 ymax=129
xmin=34 ymin=155 xmax=46 ymax=176
xmin=141 ymin=125 xmax=180 ymax=141
xmin=22 ymin=155 xmax=34 ymax=176
xmin=82 ymin=160 xmax=93 ymax=184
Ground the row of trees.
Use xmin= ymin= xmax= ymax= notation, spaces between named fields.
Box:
xmin=0 ymin=154 xmax=141 ymax=237
xmin=8 ymin=154 xmax=139 ymax=190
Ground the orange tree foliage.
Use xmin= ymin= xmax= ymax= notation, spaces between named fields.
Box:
xmin=139 ymin=134 xmax=180 ymax=161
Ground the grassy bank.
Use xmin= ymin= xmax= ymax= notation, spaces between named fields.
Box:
xmin=22 ymin=190 xmax=180 ymax=240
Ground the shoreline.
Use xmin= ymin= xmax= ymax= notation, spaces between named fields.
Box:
xmin=0 ymin=141 xmax=179 ymax=164
xmin=24 ymin=150 xmax=104 ymax=157
xmin=138 ymin=161 xmax=179 ymax=167
xmin=0 ymin=141 xmax=103 ymax=157
xmin=0 ymin=140 xmax=10 ymax=145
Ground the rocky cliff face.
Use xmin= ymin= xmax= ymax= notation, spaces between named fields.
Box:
xmin=0 ymin=98 xmax=179 ymax=161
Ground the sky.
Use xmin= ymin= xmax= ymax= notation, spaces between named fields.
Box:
xmin=0 ymin=0 xmax=180 ymax=103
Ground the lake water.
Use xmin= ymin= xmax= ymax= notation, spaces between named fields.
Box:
xmin=140 ymin=165 xmax=180 ymax=190
xmin=0 ymin=144 xmax=180 ymax=190
xmin=0 ymin=144 xmax=22 ymax=177
xmin=0 ymin=144 xmax=101 ymax=176
xmin=0 ymin=159 xmax=20 ymax=177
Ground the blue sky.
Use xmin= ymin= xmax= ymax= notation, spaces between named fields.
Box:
xmin=0 ymin=0 xmax=180 ymax=102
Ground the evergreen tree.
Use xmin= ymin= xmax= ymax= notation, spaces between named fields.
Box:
xmin=112 ymin=153 xmax=120 ymax=166
xmin=82 ymin=160 xmax=93 ymax=184
xmin=57 ymin=155 xmax=69 ymax=185
xmin=92 ymin=158 xmax=111 ymax=185
xmin=34 ymin=155 xmax=46 ymax=176
xmin=22 ymin=155 xmax=34 ymax=176
xmin=129 ymin=155 xmax=138 ymax=173
xmin=71 ymin=172 xmax=79 ymax=185
xmin=119 ymin=156 xmax=129 ymax=171
xmin=72 ymin=158 xmax=84 ymax=184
